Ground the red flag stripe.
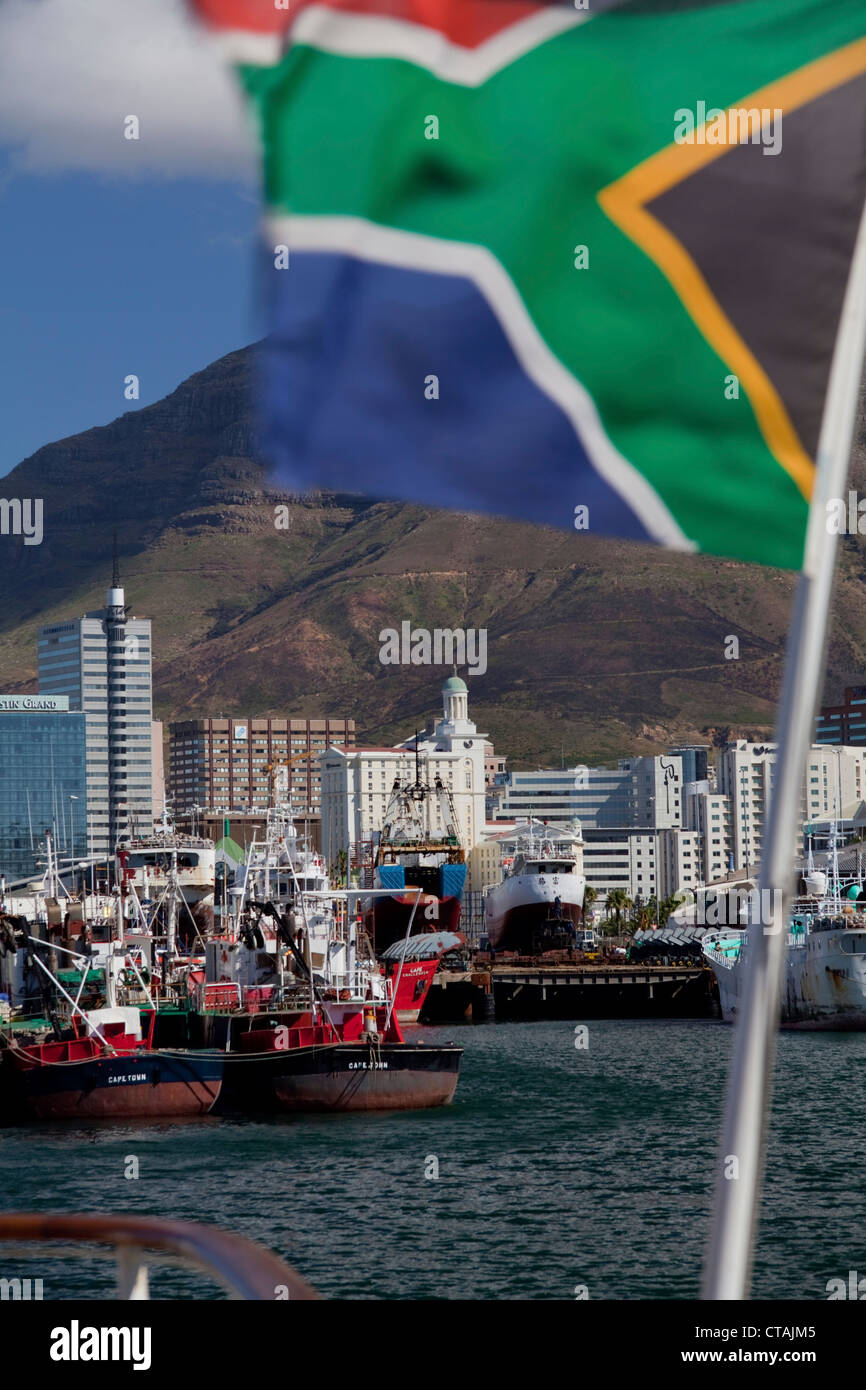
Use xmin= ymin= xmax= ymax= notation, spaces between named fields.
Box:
xmin=190 ymin=0 xmax=547 ymax=49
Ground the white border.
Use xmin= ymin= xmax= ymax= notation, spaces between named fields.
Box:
xmin=209 ymin=28 xmax=285 ymax=66
xmin=266 ymin=213 xmax=693 ymax=549
xmin=290 ymin=6 xmax=587 ymax=85
xmin=214 ymin=4 xmax=587 ymax=77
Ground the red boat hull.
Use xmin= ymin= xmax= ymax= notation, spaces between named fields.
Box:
xmin=369 ymin=894 xmax=462 ymax=953
xmin=388 ymin=957 xmax=440 ymax=1024
xmin=487 ymin=901 xmax=582 ymax=953
xmin=222 ymin=1041 xmax=462 ymax=1113
xmin=4 ymin=1050 xmax=223 ymax=1121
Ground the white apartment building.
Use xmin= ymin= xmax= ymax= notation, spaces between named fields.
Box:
xmin=466 ymin=824 xmax=518 ymax=895
xmin=683 ymin=780 xmax=733 ymax=883
xmin=38 ymin=576 xmax=153 ymax=854
xmin=320 ymin=675 xmax=488 ymax=870
xmin=581 ymin=825 xmax=700 ymax=902
xmin=801 ymin=744 xmax=866 ymax=828
xmin=657 ymin=827 xmax=702 ymax=899
xmin=715 ymin=741 xmax=775 ymax=873
xmin=689 ymin=741 xmax=866 ymax=881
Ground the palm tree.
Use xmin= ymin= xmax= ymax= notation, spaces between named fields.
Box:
xmin=633 ymin=898 xmax=653 ymax=932
xmin=606 ymin=889 xmax=632 ymax=933
xmin=583 ymin=885 xmax=598 ymax=920
xmin=658 ymin=893 xmax=684 ymax=927
xmin=336 ymin=849 xmax=348 ymax=888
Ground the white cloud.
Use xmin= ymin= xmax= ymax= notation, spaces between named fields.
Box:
xmin=0 ymin=0 xmax=259 ymax=180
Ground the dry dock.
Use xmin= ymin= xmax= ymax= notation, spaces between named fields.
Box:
xmin=422 ymin=961 xmax=717 ymax=1023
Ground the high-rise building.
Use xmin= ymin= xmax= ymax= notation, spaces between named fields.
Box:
xmin=167 ymin=716 xmax=356 ymax=817
xmin=687 ymin=741 xmax=866 ymax=880
xmin=683 ymin=781 xmax=733 ymax=882
xmin=151 ymin=720 xmax=165 ymax=819
xmin=715 ymin=741 xmax=776 ymax=872
xmin=580 ymin=825 xmax=700 ymax=901
xmin=37 ymin=568 xmax=153 ymax=854
xmin=0 ymin=695 xmax=87 ymax=882
xmin=669 ymin=744 xmax=710 ymax=784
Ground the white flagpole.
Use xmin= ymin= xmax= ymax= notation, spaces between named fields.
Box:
xmin=703 ymin=201 xmax=866 ymax=1300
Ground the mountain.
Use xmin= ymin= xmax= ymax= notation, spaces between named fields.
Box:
xmin=1 ymin=346 xmax=865 ymax=767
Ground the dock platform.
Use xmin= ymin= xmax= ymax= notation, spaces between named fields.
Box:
xmin=422 ymin=961 xmax=717 ymax=1022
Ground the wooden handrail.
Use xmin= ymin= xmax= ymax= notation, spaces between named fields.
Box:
xmin=0 ymin=1214 xmax=317 ymax=1301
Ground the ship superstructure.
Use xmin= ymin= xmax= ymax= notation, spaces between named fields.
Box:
xmin=484 ymin=819 xmax=585 ymax=953
xmin=367 ymin=742 xmax=467 ymax=952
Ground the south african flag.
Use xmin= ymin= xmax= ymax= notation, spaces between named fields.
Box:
xmin=191 ymin=0 xmax=866 ymax=568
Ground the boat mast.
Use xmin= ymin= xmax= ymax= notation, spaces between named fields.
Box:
xmin=164 ymin=847 xmax=178 ymax=992
xmin=829 ymin=819 xmax=841 ymax=915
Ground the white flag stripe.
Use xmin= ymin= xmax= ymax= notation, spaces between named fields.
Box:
xmin=289 ymin=5 xmax=587 ymax=85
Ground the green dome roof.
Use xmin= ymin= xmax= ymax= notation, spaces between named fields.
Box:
xmin=443 ymin=674 xmax=468 ymax=693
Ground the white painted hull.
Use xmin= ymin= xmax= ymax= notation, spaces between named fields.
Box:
xmin=703 ymin=927 xmax=866 ymax=1030
xmin=485 ymin=870 xmax=585 ymax=951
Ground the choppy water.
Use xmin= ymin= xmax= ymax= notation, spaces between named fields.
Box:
xmin=1 ymin=1019 xmax=864 ymax=1300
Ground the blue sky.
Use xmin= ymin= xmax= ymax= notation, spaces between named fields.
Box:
xmin=0 ymin=0 xmax=261 ymax=477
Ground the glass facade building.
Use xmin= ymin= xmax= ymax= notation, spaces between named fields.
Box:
xmin=490 ymin=756 xmax=684 ymax=829
xmin=669 ymin=745 xmax=710 ymax=785
xmin=0 ymin=697 xmax=87 ymax=882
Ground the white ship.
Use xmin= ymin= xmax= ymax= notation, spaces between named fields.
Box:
xmin=484 ymin=819 xmax=585 ymax=953
xmin=236 ymin=805 xmax=329 ymax=909
xmin=116 ymin=806 xmax=215 ymax=912
xmin=702 ymin=826 xmax=866 ymax=1029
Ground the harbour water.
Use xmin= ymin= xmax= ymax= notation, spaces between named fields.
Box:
xmin=2 ymin=1018 xmax=864 ymax=1300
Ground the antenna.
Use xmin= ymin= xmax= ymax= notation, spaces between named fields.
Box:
xmin=112 ymin=530 xmax=120 ymax=589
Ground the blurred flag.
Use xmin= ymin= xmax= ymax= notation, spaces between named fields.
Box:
xmin=190 ymin=0 xmax=866 ymax=567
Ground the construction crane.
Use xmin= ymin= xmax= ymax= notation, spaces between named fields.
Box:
xmin=265 ymin=747 xmax=322 ymax=809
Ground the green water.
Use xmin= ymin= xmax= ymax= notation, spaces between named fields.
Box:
xmin=1 ymin=1019 xmax=863 ymax=1300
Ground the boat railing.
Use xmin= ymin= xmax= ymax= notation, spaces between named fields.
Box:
xmin=320 ymin=967 xmax=385 ymax=1002
xmin=705 ymin=948 xmax=738 ymax=970
xmin=706 ymin=930 xmax=810 ymax=959
xmin=194 ymin=980 xmax=243 ymax=1012
xmin=0 ymin=1213 xmax=317 ymax=1300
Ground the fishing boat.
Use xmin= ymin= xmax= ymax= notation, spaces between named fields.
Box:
xmin=116 ymin=807 xmax=215 ymax=941
xmin=3 ymin=1024 xmax=224 ymax=1121
xmin=702 ymin=824 xmax=866 ymax=1029
xmin=0 ymin=840 xmax=225 ymax=1120
xmin=366 ymin=751 xmax=467 ymax=953
xmin=0 ymin=947 xmax=223 ymax=1121
xmin=378 ymin=930 xmax=464 ymax=1023
xmin=234 ymin=803 xmax=450 ymax=1024
xmin=192 ymin=888 xmax=463 ymax=1113
xmin=484 ymin=820 xmax=586 ymax=953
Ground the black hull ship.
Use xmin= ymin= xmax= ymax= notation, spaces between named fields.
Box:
xmin=221 ymin=1027 xmax=462 ymax=1114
